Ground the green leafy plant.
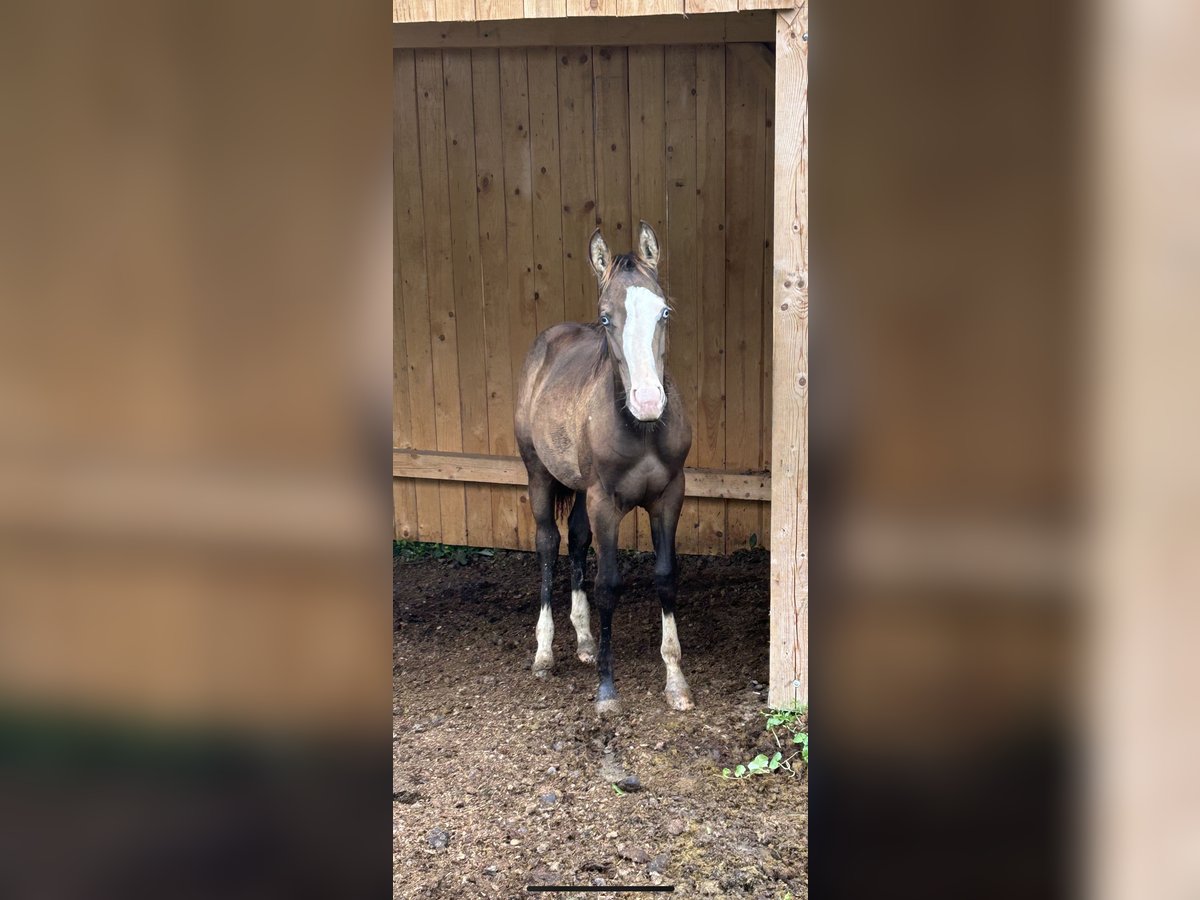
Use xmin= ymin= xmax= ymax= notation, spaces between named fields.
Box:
xmin=720 ymin=704 xmax=808 ymax=779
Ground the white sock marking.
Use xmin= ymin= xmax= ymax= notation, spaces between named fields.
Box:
xmin=534 ymin=604 xmax=554 ymax=669
xmin=661 ymin=611 xmax=687 ymax=689
xmin=570 ymin=589 xmax=592 ymax=645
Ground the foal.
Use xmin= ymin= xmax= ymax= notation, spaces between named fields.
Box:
xmin=514 ymin=221 xmax=694 ymax=715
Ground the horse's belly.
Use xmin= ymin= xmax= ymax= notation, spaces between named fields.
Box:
xmin=531 ymin=421 xmax=587 ymax=490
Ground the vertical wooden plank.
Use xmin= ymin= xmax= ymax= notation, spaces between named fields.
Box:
xmin=528 ymin=49 xmax=567 ymax=339
xmin=695 ymin=44 xmax=727 ymax=556
xmin=476 ymin=0 xmax=523 ymax=20
xmin=724 ymin=43 xmax=769 ymax=553
xmin=557 ymin=47 xmax=598 ymax=327
xmin=393 ymin=50 xmax=423 ymax=541
xmin=768 ymin=5 xmax=809 ymax=708
xmin=472 ymin=48 xmax=520 ymax=550
xmin=442 ymin=50 xmax=493 ymax=548
xmin=618 ymin=0 xmax=684 ymax=16
xmin=593 ymin=48 xmax=632 ymax=245
xmin=665 ymin=46 xmax=700 ymax=556
xmin=525 ymin=0 xmax=566 ymax=17
xmin=628 ymin=46 xmax=668 ymax=554
xmin=501 ymin=49 xmax=541 ymax=552
xmin=759 ymin=55 xmax=775 ymax=551
xmin=414 ymin=50 xmax=467 ymax=544
xmin=436 ymin=0 xmax=477 ymax=21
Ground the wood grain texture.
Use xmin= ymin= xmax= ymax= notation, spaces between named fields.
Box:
xmin=394 ymin=43 xmax=773 ymax=555
xmin=665 ymin=46 xmax=700 ymax=554
xmin=567 ymin=0 xmax=614 ymax=16
xmin=437 ymin=0 xmax=478 ymax=20
xmin=476 ymin=0 xmax=523 ymax=19
xmin=499 ymin=49 xmax=541 ymax=551
xmin=394 ymin=0 xmax=438 ymax=23
xmin=724 ymin=43 xmax=768 ymax=552
xmin=686 ymin=0 xmax=738 ymax=12
xmin=393 ymin=12 xmax=777 ymax=43
xmin=694 ymin=43 xmax=728 ymax=554
xmin=524 ymin=0 xmax=566 ymax=18
xmin=443 ymin=50 xmax=494 ymax=547
xmin=414 ymin=50 xmax=468 ymax=544
xmin=556 ymin=47 xmax=598 ymax=328
xmin=618 ymin=0 xmax=684 ymax=16
xmin=768 ymin=5 xmax=808 ymax=708
xmin=394 ymin=51 xmax=422 ymax=541
xmin=472 ymin=49 xmax=521 ymax=548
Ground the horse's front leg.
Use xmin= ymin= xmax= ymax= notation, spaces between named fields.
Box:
xmin=649 ymin=474 xmax=693 ymax=711
xmin=586 ymin=486 xmax=624 ymax=715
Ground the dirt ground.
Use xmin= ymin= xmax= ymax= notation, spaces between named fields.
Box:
xmin=393 ymin=547 xmax=808 ymax=899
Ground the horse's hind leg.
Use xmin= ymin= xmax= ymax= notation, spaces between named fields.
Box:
xmin=527 ymin=466 xmax=561 ymax=677
xmin=567 ymin=492 xmax=597 ymax=664
xmin=649 ymin=474 xmax=693 ymax=710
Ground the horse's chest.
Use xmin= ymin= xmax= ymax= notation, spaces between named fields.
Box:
xmin=605 ymin=454 xmax=673 ymax=507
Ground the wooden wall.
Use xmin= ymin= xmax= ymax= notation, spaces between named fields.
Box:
xmin=393 ymin=0 xmax=791 ymax=25
xmin=393 ymin=43 xmax=774 ymax=555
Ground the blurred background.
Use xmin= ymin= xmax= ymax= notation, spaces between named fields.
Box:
xmin=0 ymin=1 xmax=391 ymax=896
xmin=0 ymin=0 xmax=1194 ymax=897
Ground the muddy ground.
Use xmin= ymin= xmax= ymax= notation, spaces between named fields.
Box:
xmin=393 ymin=547 xmax=807 ymax=899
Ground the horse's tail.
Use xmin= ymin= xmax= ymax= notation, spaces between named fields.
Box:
xmin=553 ymin=483 xmax=575 ymax=522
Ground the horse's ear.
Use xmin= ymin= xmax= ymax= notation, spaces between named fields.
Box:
xmin=636 ymin=220 xmax=660 ymax=272
xmin=588 ymin=229 xmax=611 ymax=279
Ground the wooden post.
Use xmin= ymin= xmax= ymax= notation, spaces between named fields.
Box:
xmin=768 ymin=3 xmax=809 ymax=709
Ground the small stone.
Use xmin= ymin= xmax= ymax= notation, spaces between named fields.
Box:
xmin=546 ymin=766 xmax=558 ymax=775
xmin=653 ymin=741 xmax=665 ymax=751
xmin=700 ymin=879 xmax=721 ymax=895
xmin=620 ymin=848 xmax=651 ymax=864
xmin=649 ymin=853 xmax=670 ymax=874
xmin=539 ymin=792 xmax=558 ymax=807
xmin=667 ymin=819 xmax=686 ymax=836
xmin=553 ymin=740 xmax=566 ymax=751
xmin=427 ymin=827 xmax=450 ymax=850
xmin=616 ymin=774 xmax=642 ymax=792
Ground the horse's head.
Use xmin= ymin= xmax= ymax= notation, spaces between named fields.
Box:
xmin=588 ymin=221 xmax=670 ymax=422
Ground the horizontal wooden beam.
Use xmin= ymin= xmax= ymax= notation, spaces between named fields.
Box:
xmin=393 ymin=449 xmax=771 ymax=501
xmin=393 ymin=10 xmax=777 ymax=48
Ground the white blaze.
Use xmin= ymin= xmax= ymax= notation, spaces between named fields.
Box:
xmin=622 ymin=286 xmax=666 ymax=406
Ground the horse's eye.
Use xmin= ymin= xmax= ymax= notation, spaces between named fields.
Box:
xmin=600 ymin=314 xmax=611 ymax=327
xmin=661 ymin=308 xmax=670 ymax=320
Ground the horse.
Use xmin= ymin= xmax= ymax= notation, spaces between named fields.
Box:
xmin=514 ymin=221 xmax=694 ymax=715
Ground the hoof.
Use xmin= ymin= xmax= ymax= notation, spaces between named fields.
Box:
xmin=665 ymin=689 xmax=694 ymax=711
xmin=576 ymin=642 xmax=597 ymax=665
xmin=595 ymin=698 xmax=623 ymax=717
xmin=532 ymin=657 xmax=553 ymax=678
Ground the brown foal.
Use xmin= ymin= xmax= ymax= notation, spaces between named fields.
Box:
xmin=514 ymin=221 xmax=694 ymax=715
